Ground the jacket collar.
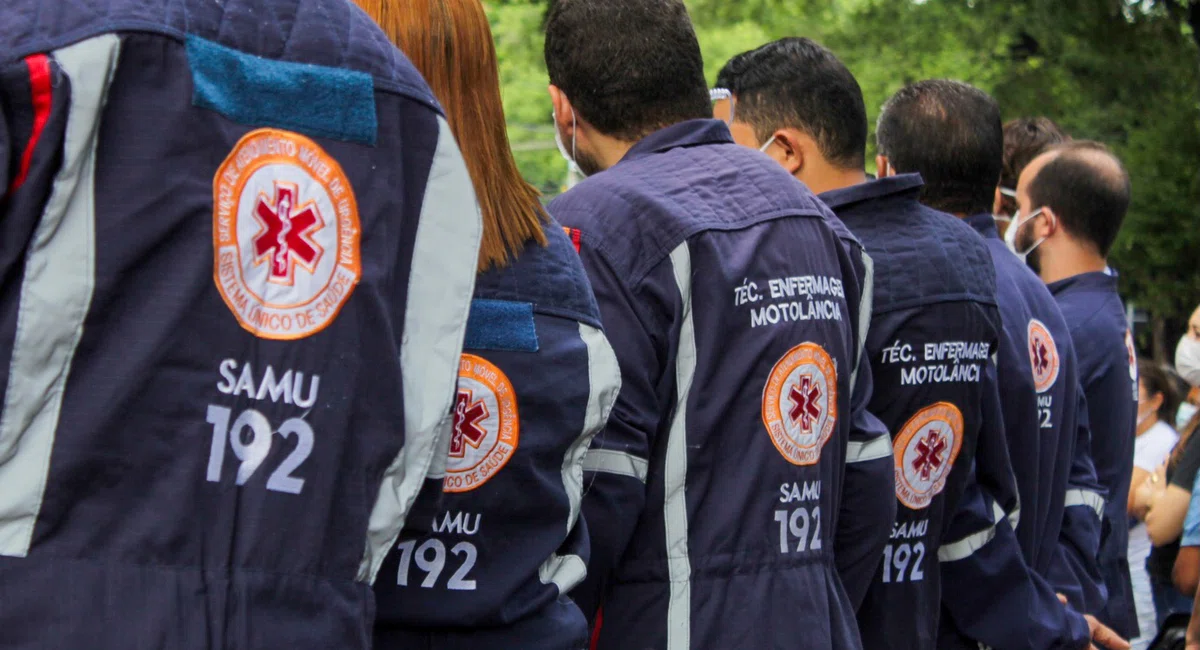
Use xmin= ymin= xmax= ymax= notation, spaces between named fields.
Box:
xmin=818 ymin=174 xmax=924 ymax=210
xmin=618 ymin=119 xmax=734 ymax=165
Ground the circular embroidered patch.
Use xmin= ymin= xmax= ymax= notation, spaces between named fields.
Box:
xmin=762 ymin=342 xmax=838 ymax=466
xmin=213 ymin=128 xmax=361 ymax=340
xmin=445 ymin=354 xmax=520 ymax=493
xmin=893 ymin=402 xmax=964 ymax=510
xmin=1028 ymin=319 xmax=1061 ymax=394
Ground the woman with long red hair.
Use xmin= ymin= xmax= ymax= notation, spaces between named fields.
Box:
xmin=353 ymin=0 xmax=620 ymax=648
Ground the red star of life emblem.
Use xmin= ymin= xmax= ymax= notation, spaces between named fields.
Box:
xmin=912 ymin=430 xmax=948 ymax=482
xmin=1032 ymin=338 xmax=1051 ymax=377
xmin=788 ymin=374 xmax=823 ymax=434
xmin=451 ymin=389 xmax=490 ymax=458
xmin=253 ymin=180 xmax=324 ymax=284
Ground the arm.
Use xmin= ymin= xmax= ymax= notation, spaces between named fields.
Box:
xmin=1127 ymin=467 xmax=1151 ymax=518
xmin=1172 ymin=471 xmax=1200 ymax=596
xmin=363 ymin=115 xmax=482 ymax=582
xmin=941 ymin=363 xmax=1094 ymax=650
xmin=1047 ymin=385 xmax=1108 ymax=614
xmin=1148 ymin=434 xmax=1200 ymax=547
xmin=835 ymin=248 xmax=896 ymax=610
xmin=570 ymin=237 xmax=671 ymax=623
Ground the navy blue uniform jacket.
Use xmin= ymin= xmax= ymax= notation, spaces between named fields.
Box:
xmin=552 ymin=120 xmax=893 ymax=650
xmin=822 ymin=176 xmax=1010 ymax=650
xmin=0 ymin=0 xmax=483 ymax=647
xmin=1050 ymin=270 xmax=1139 ymax=639
xmin=373 ymin=222 xmax=621 ymax=650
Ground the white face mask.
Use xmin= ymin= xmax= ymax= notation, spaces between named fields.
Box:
xmin=1178 ymin=402 xmax=1199 ymax=431
xmin=1005 ymin=207 xmax=1048 ymax=263
xmin=1176 ymin=335 xmax=1200 ymax=387
xmin=758 ymin=135 xmax=777 ymax=153
xmin=552 ymin=108 xmax=581 ymax=175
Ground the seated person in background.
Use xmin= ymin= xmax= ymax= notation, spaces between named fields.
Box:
xmin=1130 ymin=361 xmax=1183 ymax=520
xmin=1141 ymin=306 xmax=1200 ymax=624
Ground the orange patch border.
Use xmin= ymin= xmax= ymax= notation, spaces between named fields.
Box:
xmin=212 ymin=128 xmax=362 ymax=341
xmin=893 ymin=402 xmax=964 ymax=510
xmin=444 ymin=354 xmax=520 ymax=493
xmin=1028 ymin=319 xmax=1061 ymax=394
xmin=761 ymin=342 xmax=839 ymax=466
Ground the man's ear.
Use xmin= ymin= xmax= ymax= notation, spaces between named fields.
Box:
xmin=1035 ymin=206 xmax=1059 ymax=240
xmin=773 ymin=130 xmax=805 ymax=177
xmin=993 ymin=187 xmax=1005 ymax=215
xmin=875 ymin=155 xmax=891 ymax=178
xmin=549 ymin=85 xmax=573 ymax=132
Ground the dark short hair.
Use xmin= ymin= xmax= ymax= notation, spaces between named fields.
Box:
xmin=1139 ymin=359 xmax=1181 ymax=425
xmin=998 ymin=117 xmax=1070 ymax=214
xmin=543 ymin=0 xmax=711 ymax=142
xmin=876 ymin=79 xmax=1003 ymax=216
xmin=715 ymin=37 xmax=866 ymax=169
xmin=1026 ymin=141 xmax=1131 ymax=257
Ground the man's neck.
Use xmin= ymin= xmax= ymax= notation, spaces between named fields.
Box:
xmin=1038 ymin=244 xmax=1108 ymax=285
xmin=589 ymin=133 xmax=637 ymax=172
xmin=802 ymin=166 xmax=869 ymax=196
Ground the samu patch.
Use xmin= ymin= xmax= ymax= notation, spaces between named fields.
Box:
xmin=893 ymin=402 xmax=964 ymax=510
xmin=762 ymin=343 xmax=838 ymax=466
xmin=213 ymin=128 xmax=361 ymax=340
xmin=445 ymin=354 xmax=520 ymax=493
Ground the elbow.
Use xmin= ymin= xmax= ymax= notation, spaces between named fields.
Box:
xmin=1175 ymin=564 xmax=1200 ymax=598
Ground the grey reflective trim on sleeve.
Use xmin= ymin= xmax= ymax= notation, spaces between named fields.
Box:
xmin=938 ymin=501 xmax=1006 ymax=563
xmin=539 ymin=323 xmax=621 ymax=595
xmin=846 ymin=434 xmax=892 ymax=464
xmin=0 ymin=34 xmax=120 ymax=557
xmin=538 ymin=553 xmax=587 ymax=595
xmin=583 ymin=449 xmax=649 ymax=482
xmin=1064 ymin=489 xmax=1105 ymax=518
xmin=849 ymin=249 xmax=874 ymax=394
xmin=359 ymin=115 xmax=481 ymax=583
xmin=664 ymin=242 xmax=697 ymax=650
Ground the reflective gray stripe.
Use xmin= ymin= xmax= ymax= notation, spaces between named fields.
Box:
xmin=664 ymin=243 xmax=697 ymax=650
xmin=538 ymin=553 xmax=587 ymax=595
xmin=938 ymin=501 xmax=1005 ymax=563
xmin=846 ymin=434 xmax=892 ymax=464
xmin=583 ymin=449 xmax=649 ymax=482
xmin=0 ymin=35 xmax=120 ymax=557
xmin=359 ymin=116 xmax=481 ymax=583
xmin=539 ymin=323 xmax=621 ymax=594
xmin=849 ymin=249 xmax=874 ymax=394
xmin=1064 ymin=489 xmax=1105 ymax=518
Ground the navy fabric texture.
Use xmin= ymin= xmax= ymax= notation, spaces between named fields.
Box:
xmin=554 ymin=119 xmax=875 ymax=650
xmin=373 ymin=222 xmax=605 ymax=650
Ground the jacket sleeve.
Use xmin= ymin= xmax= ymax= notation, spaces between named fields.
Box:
xmin=835 ymin=248 xmax=896 ymax=610
xmin=1046 ymin=384 xmax=1108 ymax=614
xmin=571 ymin=237 xmax=672 ymax=623
xmin=939 ymin=362 xmax=1091 ymax=649
xmin=363 ymin=115 xmax=482 ymax=583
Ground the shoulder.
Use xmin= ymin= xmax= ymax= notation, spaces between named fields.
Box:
xmin=474 ymin=217 xmax=601 ymax=328
xmin=0 ymin=0 xmax=438 ymax=110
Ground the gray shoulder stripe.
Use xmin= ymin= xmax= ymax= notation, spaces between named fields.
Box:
xmin=0 ymin=34 xmax=121 ymax=558
xmin=664 ymin=242 xmax=696 ymax=650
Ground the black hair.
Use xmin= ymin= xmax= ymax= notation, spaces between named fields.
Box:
xmin=715 ymin=37 xmax=866 ymax=169
xmin=998 ymin=118 xmax=1071 ymax=216
xmin=876 ymin=79 xmax=1003 ymax=216
xmin=1026 ymin=141 xmax=1131 ymax=257
xmin=1139 ymin=359 xmax=1181 ymax=426
xmin=543 ymin=0 xmax=711 ymax=142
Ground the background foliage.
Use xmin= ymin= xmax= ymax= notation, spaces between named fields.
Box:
xmin=486 ymin=0 xmax=1200 ymax=357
